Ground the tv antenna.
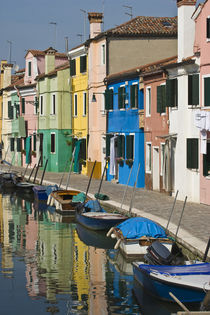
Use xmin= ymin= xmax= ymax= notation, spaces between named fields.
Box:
xmin=7 ymin=40 xmax=12 ymax=63
xmin=80 ymin=9 xmax=87 ymax=41
xmin=49 ymin=21 xmax=57 ymax=48
xmin=123 ymin=5 xmax=133 ymax=19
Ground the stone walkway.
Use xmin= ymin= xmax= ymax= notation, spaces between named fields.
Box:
xmin=4 ymin=165 xmax=210 ymax=259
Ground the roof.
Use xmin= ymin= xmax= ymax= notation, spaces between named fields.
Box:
xmin=36 ymin=61 xmax=70 ymax=80
xmin=105 ymin=56 xmax=177 ymax=83
xmin=25 ymin=48 xmax=67 ymax=58
xmin=89 ymin=15 xmax=177 ymax=42
xmin=3 ymin=74 xmax=24 ymax=91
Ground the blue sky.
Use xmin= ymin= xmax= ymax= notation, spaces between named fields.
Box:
xmin=1 ymin=0 xmax=178 ymax=68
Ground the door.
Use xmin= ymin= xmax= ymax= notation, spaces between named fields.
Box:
xmin=153 ymin=147 xmax=160 ymax=191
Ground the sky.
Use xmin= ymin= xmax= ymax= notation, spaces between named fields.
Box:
xmin=0 ymin=0 xmax=180 ymax=69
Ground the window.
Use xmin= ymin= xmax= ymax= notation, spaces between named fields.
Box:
xmin=8 ymin=101 xmax=13 ymax=119
xmin=157 ymin=85 xmax=166 ymax=114
xmin=83 ymin=92 xmax=87 ymax=116
xmin=130 ymin=84 xmax=139 ymax=108
xmin=186 ymin=138 xmax=198 ymax=169
xmin=101 ymin=44 xmax=105 ymax=65
xmin=34 ymin=96 xmax=38 ymax=114
xmin=207 ymin=17 xmax=210 ymax=39
xmin=70 ymin=59 xmax=76 ymax=76
xmin=51 ymin=94 xmax=56 ymax=115
xmin=16 ymin=138 xmax=22 ymax=152
xmin=188 ymin=74 xmax=199 ymax=106
xmin=22 ymin=98 xmax=25 ymax=114
xmin=126 ymin=135 xmax=134 ymax=160
xmin=204 ymin=77 xmax=210 ymax=107
xmin=166 ymin=78 xmax=178 ymax=107
xmin=118 ymin=86 xmax=126 ymax=109
xmin=51 ymin=133 xmax=55 ymax=153
xmin=79 ymin=138 xmax=86 ymax=160
xmin=10 ymin=138 xmax=15 ymax=152
xmin=15 ymin=101 xmax=20 ymax=118
xmin=105 ymin=88 xmax=114 ymax=110
xmin=146 ymin=86 xmax=151 ymax=116
xmin=117 ymin=135 xmax=125 ymax=158
xmin=33 ymin=134 xmax=36 ymax=151
xmin=74 ymin=94 xmax=78 ymax=116
xmin=40 ymin=95 xmax=44 ymax=115
xmin=106 ymin=134 xmax=113 ymax=157
xmin=160 ymin=143 xmax=165 ymax=176
xmin=203 ymin=142 xmax=210 ymax=176
xmin=28 ymin=61 xmax=31 ymax=76
xmin=80 ymin=55 xmax=87 ymax=73
xmin=146 ymin=143 xmax=152 ymax=173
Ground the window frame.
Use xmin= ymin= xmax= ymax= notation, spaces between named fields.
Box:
xmin=70 ymin=59 xmax=76 ymax=76
xmin=28 ymin=61 xmax=32 ymax=77
xmin=188 ymin=74 xmax=199 ymax=106
xmin=50 ymin=132 xmax=56 ymax=154
xmin=146 ymin=142 xmax=152 ymax=173
xmin=34 ymin=96 xmax=38 ymax=115
xmin=160 ymin=143 xmax=165 ymax=176
xmin=130 ymin=83 xmax=139 ymax=109
xmin=146 ymin=86 xmax=151 ymax=117
xmin=83 ymin=92 xmax=87 ymax=116
xmin=126 ymin=134 xmax=134 ymax=160
xmin=186 ymin=138 xmax=199 ymax=169
xmin=203 ymin=75 xmax=210 ymax=108
xmin=40 ymin=95 xmax=44 ymax=116
xmin=118 ymin=85 xmax=126 ymax=110
xmin=74 ymin=94 xmax=78 ymax=117
xmin=51 ymin=94 xmax=56 ymax=115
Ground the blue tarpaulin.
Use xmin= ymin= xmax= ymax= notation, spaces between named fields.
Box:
xmin=83 ymin=200 xmax=106 ymax=213
xmin=116 ymin=217 xmax=167 ymax=239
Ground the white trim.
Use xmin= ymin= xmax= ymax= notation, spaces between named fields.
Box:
xmin=146 ymin=86 xmax=151 ymax=117
xmin=160 ymin=142 xmax=165 ymax=176
xmin=68 ymin=45 xmax=86 ymax=58
xmin=146 ymin=142 xmax=152 ymax=174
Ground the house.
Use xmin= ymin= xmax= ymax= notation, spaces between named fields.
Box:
xmin=36 ymin=48 xmax=71 ymax=172
xmin=104 ymin=67 xmax=144 ymax=187
xmin=143 ymin=56 xmax=177 ymax=193
xmin=86 ymin=12 xmax=178 ymax=178
xmin=193 ymin=0 xmax=210 ymax=205
xmin=68 ymin=44 xmax=88 ymax=175
xmin=0 ymin=60 xmax=7 ymax=157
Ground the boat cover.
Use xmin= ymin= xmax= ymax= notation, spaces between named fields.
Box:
xmin=46 ymin=185 xmax=58 ymax=196
xmin=116 ymin=217 xmax=167 ymax=239
xmin=72 ymin=192 xmax=86 ymax=203
xmin=83 ymin=200 xmax=106 ymax=213
xmin=137 ymin=262 xmax=210 ymax=275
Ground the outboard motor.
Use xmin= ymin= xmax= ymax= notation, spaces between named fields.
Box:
xmin=144 ymin=241 xmax=173 ymax=265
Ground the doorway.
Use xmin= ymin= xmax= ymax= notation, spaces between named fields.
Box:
xmin=153 ymin=147 xmax=160 ymax=191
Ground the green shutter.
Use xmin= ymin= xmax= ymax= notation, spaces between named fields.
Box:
xmin=126 ymin=135 xmax=134 ymax=160
xmin=188 ymin=74 xmax=199 ymax=105
xmin=80 ymin=56 xmax=87 ymax=73
xmin=157 ymin=86 xmax=162 ymax=113
xmin=8 ymin=101 xmax=13 ymax=119
xmin=33 ymin=134 xmax=36 ymax=151
xmin=10 ymin=138 xmax=14 ymax=151
xmin=70 ymin=59 xmax=76 ymax=76
xmin=17 ymin=138 xmax=22 ymax=152
xmin=117 ymin=135 xmax=125 ymax=158
xmin=203 ymin=143 xmax=210 ymax=176
xmin=187 ymin=138 xmax=198 ymax=169
xmin=106 ymin=135 xmax=113 ymax=157
xmin=79 ymin=138 xmax=86 ymax=160
xmin=166 ymin=79 xmax=177 ymax=107
xmin=22 ymin=98 xmax=25 ymax=114
xmin=105 ymin=89 xmax=113 ymax=110
xmin=28 ymin=62 xmax=31 ymax=76
xmin=204 ymin=77 xmax=210 ymax=106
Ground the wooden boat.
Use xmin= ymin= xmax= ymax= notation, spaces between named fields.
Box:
xmin=132 ymin=262 xmax=210 ymax=303
xmin=107 ymin=217 xmax=173 ymax=259
xmin=49 ymin=189 xmax=90 ymax=214
xmin=76 ymin=200 xmax=127 ymax=231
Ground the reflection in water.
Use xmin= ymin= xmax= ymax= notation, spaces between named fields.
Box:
xmin=0 ymin=191 xmax=142 ymax=314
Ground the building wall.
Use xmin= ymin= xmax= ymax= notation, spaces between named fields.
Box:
xmin=109 ymin=38 xmax=177 ymax=75
xmin=194 ymin=1 xmax=210 ymax=205
xmin=0 ymin=61 xmax=7 ymax=144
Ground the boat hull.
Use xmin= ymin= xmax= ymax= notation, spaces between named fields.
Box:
xmin=76 ymin=212 xmax=127 ymax=231
xmin=133 ymin=263 xmax=209 ymax=303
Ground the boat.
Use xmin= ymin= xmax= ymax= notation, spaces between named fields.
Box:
xmin=0 ymin=172 xmax=22 ymax=189
xmin=132 ymin=262 xmax=210 ymax=303
xmin=107 ymin=217 xmax=173 ymax=259
xmin=76 ymin=199 xmax=128 ymax=231
xmin=16 ymin=181 xmax=37 ymax=194
xmin=33 ymin=184 xmax=58 ymax=201
xmin=49 ymin=189 xmax=90 ymax=215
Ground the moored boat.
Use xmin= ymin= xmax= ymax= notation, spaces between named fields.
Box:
xmin=33 ymin=184 xmax=58 ymax=201
xmin=132 ymin=262 xmax=210 ymax=303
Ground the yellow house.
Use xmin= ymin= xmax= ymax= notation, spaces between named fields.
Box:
xmin=68 ymin=45 xmax=88 ymax=175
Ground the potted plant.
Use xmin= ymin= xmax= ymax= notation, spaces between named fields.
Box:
xmin=79 ymin=159 xmax=86 ymax=166
xmin=21 ymin=149 xmax=26 ymax=155
xmin=31 ymin=150 xmax=36 ymax=157
xmin=125 ymin=159 xmax=133 ymax=167
xmin=66 ymin=140 xmax=72 ymax=146
xmin=116 ymin=157 xmax=124 ymax=166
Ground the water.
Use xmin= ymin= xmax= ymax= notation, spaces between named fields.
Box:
xmin=0 ymin=191 xmax=202 ymax=314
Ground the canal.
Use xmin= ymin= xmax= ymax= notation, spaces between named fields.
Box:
xmin=0 ymin=191 xmax=201 ymax=314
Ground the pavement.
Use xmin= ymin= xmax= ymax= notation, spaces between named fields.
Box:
xmin=3 ymin=165 xmax=210 ymax=260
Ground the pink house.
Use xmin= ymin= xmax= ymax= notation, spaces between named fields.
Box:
xmin=193 ymin=0 xmax=210 ymax=205
xmin=143 ymin=56 xmax=177 ymax=193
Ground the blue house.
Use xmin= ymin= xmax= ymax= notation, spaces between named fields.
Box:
xmin=104 ymin=69 xmax=145 ymax=188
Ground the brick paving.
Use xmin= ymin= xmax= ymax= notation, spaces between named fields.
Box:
xmin=3 ymin=165 xmax=210 ymax=259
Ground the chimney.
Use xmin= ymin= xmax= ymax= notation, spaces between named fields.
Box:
xmin=3 ymin=63 xmax=13 ymax=88
xmin=44 ymin=47 xmax=57 ymax=74
xmin=177 ymin=0 xmax=197 ymax=61
xmin=88 ymin=12 xmax=103 ymax=39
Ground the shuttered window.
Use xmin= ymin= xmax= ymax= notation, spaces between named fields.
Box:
xmin=207 ymin=18 xmax=210 ymax=39
xmin=187 ymin=138 xmax=198 ymax=169
xmin=28 ymin=61 xmax=31 ymax=76
xmin=188 ymin=74 xmax=199 ymax=106
xmin=118 ymin=87 xmax=126 ymax=109
xmin=33 ymin=134 xmax=36 ymax=151
xmin=105 ymin=89 xmax=113 ymax=110
xmin=166 ymin=78 xmax=178 ymax=107
xmin=34 ymin=97 xmax=38 ymax=114
xmin=204 ymin=77 xmax=210 ymax=107
xmin=126 ymin=135 xmax=134 ymax=160
xmin=70 ymin=59 xmax=76 ymax=76
xmin=8 ymin=101 xmax=13 ymax=119
xmin=51 ymin=133 xmax=55 ymax=153
xmin=79 ymin=138 xmax=86 ymax=160
xmin=17 ymin=138 xmax=22 ymax=152
xmin=203 ymin=142 xmax=210 ymax=176
xmin=80 ymin=56 xmax=87 ymax=73
xmin=106 ymin=135 xmax=113 ymax=157
xmin=157 ymin=85 xmax=166 ymax=114
xmin=22 ymin=98 xmax=25 ymax=114
xmin=130 ymin=85 xmax=138 ymax=108
xmin=10 ymin=138 xmax=15 ymax=152
xmin=117 ymin=135 xmax=125 ymax=158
